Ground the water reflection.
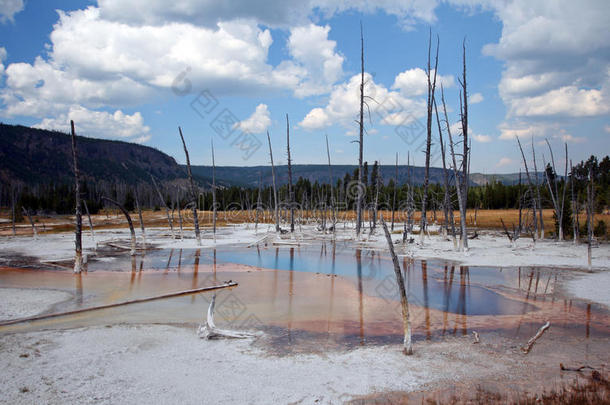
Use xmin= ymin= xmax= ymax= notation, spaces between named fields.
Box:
xmin=1 ymin=243 xmax=608 ymax=348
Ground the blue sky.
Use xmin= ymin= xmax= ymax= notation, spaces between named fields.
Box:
xmin=0 ymin=0 xmax=608 ymax=173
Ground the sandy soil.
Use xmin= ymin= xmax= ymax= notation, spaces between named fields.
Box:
xmin=1 ymin=222 xmax=609 ymax=404
xmin=3 ymin=322 xmax=607 ymax=405
xmin=0 ymin=288 xmax=72 ymax=321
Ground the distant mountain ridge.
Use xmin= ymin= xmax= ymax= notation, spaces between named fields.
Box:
xmin=190 ymin=164 xmax=534 ymax=188
xmin=0 ymin=123 xmax=536 ymax=188
xmin=0 ymin=123 xmax=186 ymax=185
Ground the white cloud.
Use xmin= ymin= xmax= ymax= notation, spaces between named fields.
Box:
xmin=508 ymin=85 xmax=609 ymax=117
xmin=498 ymin=121 xmax=584 ymax=145
xmin=299 ymin=72 xmax=425 ymax=130
xmin=472 ymin=133 xmax=491 ymax=143
xmin=33 ymin=105 xmax=151 ymax=143
xmin=286 ymin=24 xmax=344 ymax=97
xmin=480 ymin=0 xmax=610 ymax=137
xmin=469 ymin=92 xmax=484 ymax=104
xmin=449 ymin=121 xmax=490 ymax=142
xmin=97 ymin=0 xmax=439 ymax=29
xmin=0 ymin=46 xmax=6 ymax=75
xmin=0 ymin=7 xmax=351 ymax=126
xmin=496 ymin=157 xmax=512 ymax=168
xmin=234 ymin=104 xmax=271 ymax=134
xmin=499 ymin=122 xmax=551 ymax=140
xmin=0 ymin=0 xmax=23 ymax=23
xmin=605 ymin=124 xmax=610 ymax=134
xmin=391 ymin=67 xmax=454 ymax=96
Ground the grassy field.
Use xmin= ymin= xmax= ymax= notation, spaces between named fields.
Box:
xmin=1 ymin=208 xmax=608 ymax=238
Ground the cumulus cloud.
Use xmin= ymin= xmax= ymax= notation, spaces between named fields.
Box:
xmin=498 ymin=121 xmax=584 ymax=145
xmin=481 ymin=0 xmax=610 ymax=138
xmin=286 ymin=24 xmax=344 ymax=97
xmin=234 ymin=104 xmax=271 ymax=134
xmin=0 ymin=0 xmax=23 ymax=23
xmin=508 ymin=85 xmax=609 ymax=117
xmin=97 ymin=0 xmax=439 ymax=29
xmin=34 ymin=105 xmax=151 ymax=143
xmin=299 ymin=72 xmax=425 ymax=130
xmin=0 ymin=46 xmax=6 ymax=75
xmin=0 ymin=6 xmax=350 ymax=125
xmin=391 ymin=67 xmax=454 ymax=96
xmin=469 ymin=92 xmax=484 ymax=104
xmin=496 ymin=157 xmax=512 ymax=168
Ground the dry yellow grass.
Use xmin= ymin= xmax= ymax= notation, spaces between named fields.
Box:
xmin=1 ymin=208 xmax=608 ymax=237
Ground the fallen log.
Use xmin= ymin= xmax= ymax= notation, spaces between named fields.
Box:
xmin=521 ymin=321 xmax=550 ymax=354
xmin=560 ymin=363 xmax=596 ymax=372
xmin=0 ymin=281 xmax=237 ymax=327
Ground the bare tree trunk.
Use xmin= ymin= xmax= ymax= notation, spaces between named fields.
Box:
xmin=326 ymin=135 xmax=336 ymax=236
xmin=102 ymin=196 xmax=136 ymax=256
xmin=211 ymin=140 xmax=217 ymax=243
xmin=176 ymin=191 xmax=184 ymax=240
xmin=561 ymin=143 xmax=569 ymax=240
xmin=587 ymin=167 xmax=594 ymax=269
xmin=71 ymin=120 xmax=83 ymax=273
xmin=10 ymin=185 xmax=17 ymax=237
xmin=420 ymin=30 xmax=439 ymax=243
xmin=255 ymin=171 xmax=262 ymax=233
xmin=441 ymin=86 xmax=467 ymax=252
xmin=391 ymin=152 xmax=398 ymax=232
xmin=83 ymin=199 xmax=95 ymax=248
xmin=531 ymin=139 xmax=544 ymax=239
xmin=356 ymin=22 xmax=365 ymax=237
xmin=381 ymin=215 xmax=412 ymax=355
xmin=570 ymin=160 xmax=579 ymax=244
xmin=134 ymin=190 xmax=146 ymax=247
xmin=22 ymin=207 xmax=37 ymax=238
xmin=286 ymin=114 xmax=295 ymax=233
xmin=434 ymin=97 xmax=456 ymax=246
xmin=150 ymin=174 xmax=174 ymax=238
xmin=516 ymin=137 xmax=537 ymax=242
xmin=178 ymin=127 xmax=201 ymax=245
xmin=458 ymin=39 xmax=469 ymax=251
xmin=267 ymin=131 xmax=280 ymax=232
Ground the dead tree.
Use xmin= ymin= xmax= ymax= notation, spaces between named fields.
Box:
xmin=434 ymin=97 xmax=456 ymax=246
xmin=570 ymin=160 xmax=579 ymax=243
xmin=420 ymin=30 xmax=439 ymax=243
xmin=71 ymin=120 xmax=83 ymax=273
xmin=356 ymin=21 xmax=365 ymax=237
xmin=178 ymin=127 xmax=201 ymax=245
xmin=9 ymin=184 xmax=18 ymax=236
xmin=82 ymin=199 xmax=95 ymax=248
xmin=531 ymin=139 xmax=544 ymax=239
xmin=457 ymin=39 xmax=469 ymax=250
xmin=255 ymin=171 xmax=262 ymax=233
xmin=176 ymin=190 xmax=184 ymax=240
xmin=586 ymin=166 xmax=595 ymax=268
xmin=326 ymin=134 xmax=337 ymax=234
xmin=441 ymin=85 xmax=467 ymax=251
xmin=21 ymin=207 xmax=37 ymax=238
xmin=150 ymin=174 xmax=175 ymax=238
xmin=391 ymin=152 xmax=398 ymax=231
xmin=134 ymin=189 xmax=146 ymax=246
xmin=286 ymin=114 xmax=295 ymax=233
xmin=267 ymin=131 xmax=280 ymax=232
xmin=211 ymin=139 xmax=217 ymax=242
xmin=102 ymin=196 xmax=136 ymax=256
xmin=516 ymin=137 xmax=538 ymax=242
xmin=381 ymin=215 xmax=412 ymax=355
xmin=543 ymin=140 xmax=569 ymax=240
